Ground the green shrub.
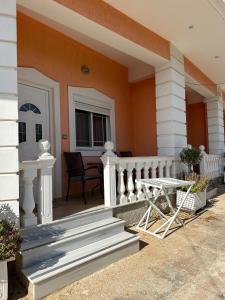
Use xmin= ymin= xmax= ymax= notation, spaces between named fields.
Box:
xmin=178 ymin=173 xmax=208 ymax=193
xmin=180 ymin=147 xmax=202 ymax=174
xmin=0 ymin=220 xmax=21 ymax=261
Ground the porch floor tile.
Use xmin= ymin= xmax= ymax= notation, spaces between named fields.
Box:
xmin=53 ymin=193 xmax=104 ymax=220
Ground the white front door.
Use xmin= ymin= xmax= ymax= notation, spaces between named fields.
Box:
xmin=18 ymin=83 xmax=50 ymax=161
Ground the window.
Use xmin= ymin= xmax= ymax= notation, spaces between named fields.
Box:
xmin=35 ymin=124 xmax=42 ymax=142
xmin=75 ymin=109 xmax=110 ymax=148
xmin=69 ymin=87 xmax=115 ymax=155
xmin=18 ymin=122 xmax=26 ymax=143
xmin=19 ymin=103 xmax=41 ymax=114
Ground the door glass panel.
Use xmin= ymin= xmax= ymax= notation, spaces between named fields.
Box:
xmin=35 ymin=124 xmax=42 ymax=142
xmin=18 ymin=122 xmax=26 ymax=143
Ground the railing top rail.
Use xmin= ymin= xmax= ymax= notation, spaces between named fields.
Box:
xmin=116 ymin=156 xmax=178 ymax=162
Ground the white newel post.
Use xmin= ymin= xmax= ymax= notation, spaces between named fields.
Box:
xmin=155 ymin=44 xmax=187 ymax=156
xmin=199 ymin=145 xmax=207 ymax=176
xmin=20 ymin=163 xmax=37 ymax=227
xmin=205 ymin=93 xmax=225 ymax=155
xmin=100 ymin=142 xmax=117 ymax=207
xmin=37 ymin=140 xmax=56 ymax=224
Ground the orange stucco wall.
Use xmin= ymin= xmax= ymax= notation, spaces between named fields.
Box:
xmin=55 ymin=0 xmax=170 ymax=60
xmin=130 ymin=77 xmax=157 ymax=156
xmin=186 ymin=102 xmax=208 ymax=152
xmin=184 ymin=57 xmax=217 ymax=96
xmin=17 ymin=12 xmax=134 ymax=196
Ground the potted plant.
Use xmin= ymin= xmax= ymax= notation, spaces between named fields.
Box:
xmin=0 ymin=220 xmax=21 ymax=300
xmin=180 ymin=146 xmax=202 ymax=174
xmin=176 ymin=173 xmax=209 ymax=212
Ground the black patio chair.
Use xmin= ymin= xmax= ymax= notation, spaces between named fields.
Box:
xmin=64 ymin=152 xmax=103 ymax=204
xmin=119 ymin=151 xmax=133 ymax=157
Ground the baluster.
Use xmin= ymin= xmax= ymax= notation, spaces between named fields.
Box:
xmin=165 ymin=160 xmax=171 ymax=177
xmin=20 ymin=166 xmax=37 ymax=227
xmin=117 ymin=165 xmax=128 ymax=204
xmin=127 ymin=163 xmax=136 ymax=202
xmin=136 ymin=162 xmax=144 ymax=201
xmin=159 ymin=160 xmax=165 ymax=177
xmin=151 ymin=161 xmax=157 ymax=178
xmin=144 ymin=162 xmax=150 ymax=179
xmin=171 ymin=160 xmax=177 ymax=178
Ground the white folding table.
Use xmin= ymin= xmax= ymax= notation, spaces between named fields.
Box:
xmin=136 ymin=178 xmax=195 ymax=239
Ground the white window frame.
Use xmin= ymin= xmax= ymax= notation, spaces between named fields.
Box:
xmin=68 ymin=87 xmax=116 ymax=156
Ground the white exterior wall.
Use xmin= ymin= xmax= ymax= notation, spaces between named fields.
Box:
xmin=155 ymin=45 xmax=187 ymax=156
xmin=0 ymin=0 xmax=19 ymax=224
xmin=205 ymin=96 xmax=225 ymax=155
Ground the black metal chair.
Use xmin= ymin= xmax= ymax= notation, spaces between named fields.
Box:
xmin=64 ymin=152 xmax=103 ymax=204
xmin=119 ymin=151 xmax=133 ymax=157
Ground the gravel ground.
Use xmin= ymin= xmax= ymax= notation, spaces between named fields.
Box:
xmin=9 ymin=192 xmax=225 ymax=300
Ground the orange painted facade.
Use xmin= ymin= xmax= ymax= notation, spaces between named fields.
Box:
xmin=55 ymin=0 xmax=170 ymax=60
xmin=186 ymin=102 xmax=208 ymax=152
xmin=17 ymin=12 xmax=134 ymax=195
xmin=130 ymin=78 xmax=157 ymax=156
xmin=184 ymin=57 xmax=217 ymax=95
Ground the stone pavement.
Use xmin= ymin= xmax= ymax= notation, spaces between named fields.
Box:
xmin=10 ymin=192 xmax=225 ymax=300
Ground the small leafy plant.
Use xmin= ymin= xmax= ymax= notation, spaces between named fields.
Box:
xmin=0 ymin=220 xmax=21 ymax=261
xmin=178 ymin=173 xmax=208 ymax=193
xmin=180 ymin=147 xmax=202 ymax=174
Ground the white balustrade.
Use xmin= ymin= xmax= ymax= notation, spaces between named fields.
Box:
xmin=19 ymin=140 xmax=56 ymax=227
xmin=101 ymin=142 xmax=179 ymax=207
xmin=199 ymin=145 xmax=224 ymax=179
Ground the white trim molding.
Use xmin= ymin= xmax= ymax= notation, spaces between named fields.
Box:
xmin=18 ymin=67 xmax=62 ymax=198
xmin=68 ymin=86 xmax=116 ymax=156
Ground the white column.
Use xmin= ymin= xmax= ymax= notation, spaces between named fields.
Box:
xmin=205 ymin=95 xmax=224 ymax=155
xmin=0 ymin=1 xmax=19 ymax=225
xmin=155 ymin=44 xmax=187 ymax=156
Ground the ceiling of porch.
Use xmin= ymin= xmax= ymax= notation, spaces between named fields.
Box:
xmin=105 ymin=0 xmax=225 ymax=91
xmin=17 ymin=1 xmax=157 ymax=83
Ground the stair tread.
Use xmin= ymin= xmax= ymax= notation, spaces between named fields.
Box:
xmin=23 ymin=231 xmax=138 ymax=283
xmin=21 ymin=217 xmax=122 ymax=251
xmin=22 ymin=207 xmax=111 ymax=235
xmin=22 ymin=207 xmax=111 ymax=233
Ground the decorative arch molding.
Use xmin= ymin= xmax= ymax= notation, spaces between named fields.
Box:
xmin=18 ymin=67 xmax=62 ymax=198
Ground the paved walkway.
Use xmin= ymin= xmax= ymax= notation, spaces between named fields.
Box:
xmin=11 ymin=193 xmax=225 ymax=300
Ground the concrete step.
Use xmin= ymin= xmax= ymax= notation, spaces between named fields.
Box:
xmin=20 ymin=217 xmax=125 ymax=269
xmin=21 ymin=207 xmax=113 ymax=251
xmin=23 ymin=232 xmax=139 ymax=300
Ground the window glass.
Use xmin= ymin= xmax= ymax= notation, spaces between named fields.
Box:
xmin=35 ymin=124 xmax=42 ymax=142
xmin=75 ymin=109 xmax=110 ymax=148
xmin=19 ymin=103 xmax=41 ymax=114
xmin=19 ymin=122 xmax=26 ymax=143
xmin=75 ymin=110 xmax=91 ymax=147
xmin=93 ymin=113 xmax=107 ymax=146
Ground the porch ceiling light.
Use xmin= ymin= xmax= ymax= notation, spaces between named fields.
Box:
xmin=81 ymin=65 xmax=90 ymax=75
xmin=188 ymin=25 xmax=194 ymax=29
